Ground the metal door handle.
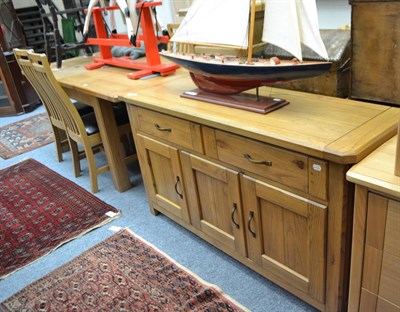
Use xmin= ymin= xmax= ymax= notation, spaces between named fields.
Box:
xmin=174 ymin=176 xmax=183 ymax=199
xmin=248 ymin=211 xmax=256 ymax=238
xmin=231 ymin=203 xmax=240 ymax=229
xmin=155 ymin=124 xmax=171 ymax=132
xmin=243 ymin=153 xmax=272 ymax=166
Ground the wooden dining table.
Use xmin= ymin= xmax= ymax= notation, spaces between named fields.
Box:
xmin=52 ymin=54 xmax=181 ymax=192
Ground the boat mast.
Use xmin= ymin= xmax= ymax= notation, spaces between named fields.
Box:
xmin=247 ymin=0 xmax=256 ymax=64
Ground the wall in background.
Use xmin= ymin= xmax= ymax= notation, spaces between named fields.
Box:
xmin=317 ymin=0 xmax=351 ymax=29
xmin=12 ymin=0 xmax=351 ymax=39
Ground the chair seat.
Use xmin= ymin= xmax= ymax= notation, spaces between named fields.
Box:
xmin=81 ymin=105 xmax=130 ymax=136
xmin=73 ymin=101 xmax=94 ymax=115
xmin=81 ymin=112 xmax=99 ymax=135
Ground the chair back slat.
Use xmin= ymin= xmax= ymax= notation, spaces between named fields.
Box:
xmin=15 ymin=49 xmax=88 ymax=142
xmin=14 ymin=49 xmax=64 ymax=127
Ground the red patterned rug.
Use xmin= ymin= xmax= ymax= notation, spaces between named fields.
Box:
xmin=0 ymin=112 xmax=54 ymax=159
xmin=0 ymin=228 xmax=249 ymax=311
xmin=0 ymin=159 xmax=120 ymax=279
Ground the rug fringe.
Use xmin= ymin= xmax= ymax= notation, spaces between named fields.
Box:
xmin=0 ymin=211 xmax=121 ymax=280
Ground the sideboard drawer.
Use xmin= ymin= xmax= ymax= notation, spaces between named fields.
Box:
xmin=136 ymin=107 xmax=203 ymax=153
xmin=215 ymin=130 xmax=309 ymax=192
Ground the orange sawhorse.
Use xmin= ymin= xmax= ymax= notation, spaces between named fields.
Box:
xmin=84 ymin=1 xmax=178 ymax=79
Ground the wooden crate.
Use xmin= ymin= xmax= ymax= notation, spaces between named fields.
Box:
xmin=262 ymin=29 xmax=351 ymax=98
xmin=350 ymin=2 xmax=400 ymax=105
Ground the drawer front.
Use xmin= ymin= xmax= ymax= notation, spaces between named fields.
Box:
xmin=215 ymin=130 xmax=308 ymax=192
xmin=136 ymin=108 xmax=203 ymax=153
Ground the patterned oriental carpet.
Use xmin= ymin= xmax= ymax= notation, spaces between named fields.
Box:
xmin=0 ymin=229 xmax=249 ymax=311
xmin=0 ymin=159 xmax=120 ymax=279
xmin=0 ymin=113 xmax=54 ymax=159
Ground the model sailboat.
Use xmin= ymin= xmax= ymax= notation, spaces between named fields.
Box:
xmin=161 ymin=0 xmax=331 ymax=97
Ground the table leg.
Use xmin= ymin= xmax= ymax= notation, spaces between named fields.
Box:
xmin=94 ymin=98 xmax=132 ymax=192
xmin=63 ymin=88 xmax=132 ymax=192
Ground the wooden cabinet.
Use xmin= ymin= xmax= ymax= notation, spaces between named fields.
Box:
xmin=0 ymin=1 xmax=41 ymax=116
xmin=130 ymin=105 xmax=328 ymax=306
xmin=347 ymin=136 xmax=400 ymax=312
xmin=350 ymin=1 xmax=400 ymax=105
xmin=123 ymin=72 xmax=400 ymax=311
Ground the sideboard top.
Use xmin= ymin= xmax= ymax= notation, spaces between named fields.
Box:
xmin=120 ymin=69 xmax=399 ymax=163
xmin=120 ymin=69 xmax=399 ymax=164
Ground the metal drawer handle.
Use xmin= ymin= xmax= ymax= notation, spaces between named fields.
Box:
xmin=231 ymin=203 xmax=240 ymax=229
xmin=155 ymin=124 xmax=171 ymax=132
xmin=248 ymin=211 xmax=256 ymax=238
xmin=174 ymin=176 xmax=183 ymax=199
xmin=243 ymin=153 xmax=272 ymax=166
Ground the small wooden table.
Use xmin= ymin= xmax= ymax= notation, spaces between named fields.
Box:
xmin=52 ymin=55 xmax=176 ymax=192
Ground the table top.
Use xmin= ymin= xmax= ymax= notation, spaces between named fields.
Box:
xmin=119 ymin=69 xmax=400 ymax=164
xmin=52 ymin=55 xmax=174 ymax=103
xmin=347 ymin=135 xmax=400 ymax=199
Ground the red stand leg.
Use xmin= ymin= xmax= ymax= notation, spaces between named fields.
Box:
xmin=84 ymin=2 xmax=178 ymax=79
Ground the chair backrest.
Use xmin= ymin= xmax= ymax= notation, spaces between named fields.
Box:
xmin=14 ymin=48 xmax=65 ymax=131
xmin=13 ymin=48 xmax=87 ymax=144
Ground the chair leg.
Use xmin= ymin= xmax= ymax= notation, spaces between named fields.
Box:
xmin=53 ymin=127 xmax=66 ymax=162
xmin=84 ymin=143 xmax=99 ymax=193
xmin=69 ymin=140 xmax=82 ymax=178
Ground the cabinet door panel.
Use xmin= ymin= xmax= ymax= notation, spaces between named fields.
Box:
xmin=181 ymin=151 xmax=247 ymax=257
xmin=136 ymin=133 xmax=190 ymax=222
xmin=242 ymin=175 xmax=327 ymax=302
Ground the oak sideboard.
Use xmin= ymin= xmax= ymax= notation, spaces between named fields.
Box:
xmin=121 ymin=70 xmax=400 ymax=312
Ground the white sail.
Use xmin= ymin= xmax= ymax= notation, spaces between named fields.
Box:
xmin=170 ymin=0 xmax=250 ymax=48
xmin=262 ymin=0 xmax=328 ymax=61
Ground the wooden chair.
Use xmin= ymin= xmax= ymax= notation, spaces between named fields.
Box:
xmin=14 ymin=48 xmax=69 ymax=162
xmin=14 ymin=48 xmax=93 ymax=162
xmin=14 ymin=49 xmax=136 ymax=193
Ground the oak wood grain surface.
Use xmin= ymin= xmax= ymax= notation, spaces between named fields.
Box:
xmin=119 ymin=69 xmax=399 ymax=164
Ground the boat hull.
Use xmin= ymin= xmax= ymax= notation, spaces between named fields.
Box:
xmin=162 ymin=53 xmax=331 ymax=95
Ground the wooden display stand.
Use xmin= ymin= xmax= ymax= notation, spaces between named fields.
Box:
xmin=181 ymin=88 xmax=289 ymax=114
xmin=84 ymin=1 xmax=178 ymax=79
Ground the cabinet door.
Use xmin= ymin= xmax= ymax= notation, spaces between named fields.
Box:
xmin=180 ymin=151 xmax=247 ymax=257
xmin=358 ymin=193 xmax=400 ymax=311
xmin=241 ymin=175 xmax=327 ymax=303
xmin=135 ymin=133 xmax=190 ymax=223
